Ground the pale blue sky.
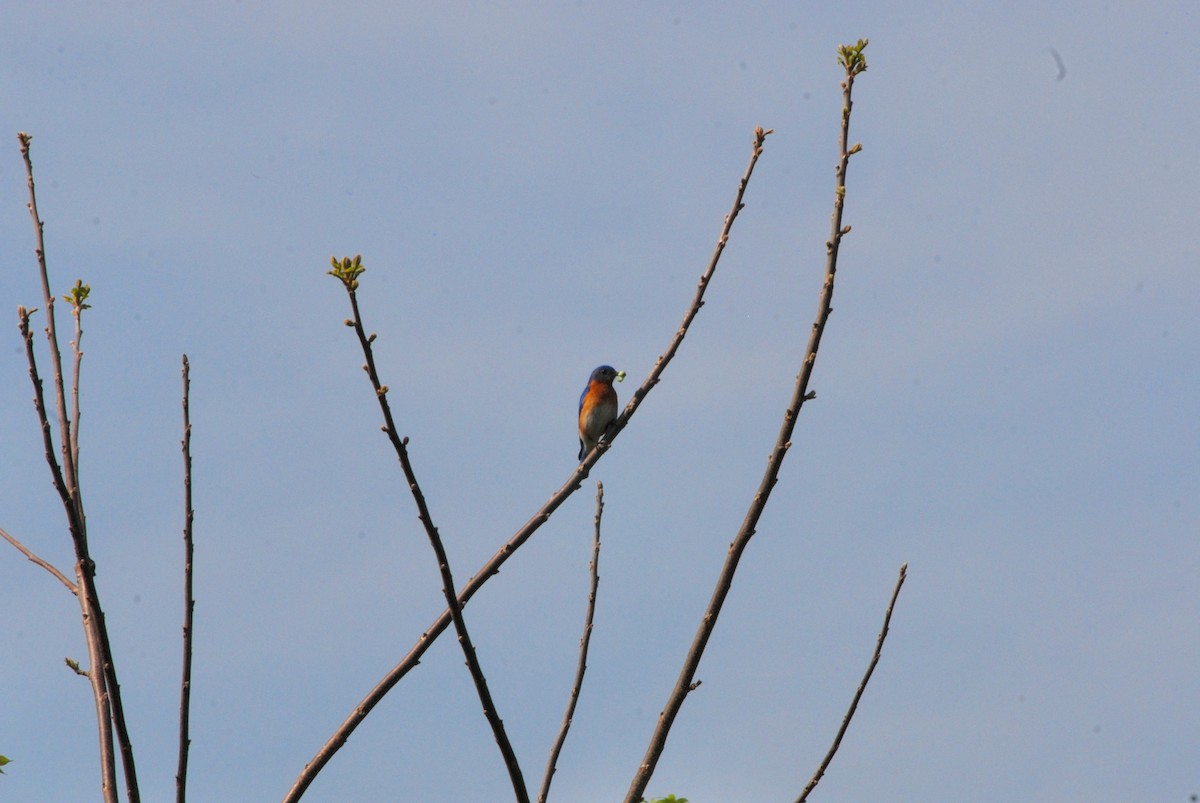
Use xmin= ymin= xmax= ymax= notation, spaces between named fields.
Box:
xmin=2 ymin=2 xmax=1197 ymax=801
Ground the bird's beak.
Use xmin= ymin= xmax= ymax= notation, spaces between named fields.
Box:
xmin=615 ymin=371 xmax=626 ymax=382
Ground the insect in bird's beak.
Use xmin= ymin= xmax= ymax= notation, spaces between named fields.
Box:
xmin=615 ymin=371 xmax=626 ymax=382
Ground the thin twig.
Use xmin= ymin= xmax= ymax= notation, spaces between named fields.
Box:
xmin=331 ymin=259 xmax=528 ymax=802
xmin=176 ymin=356 xmax=195 ymax=803
xmin=595 ymin=126 xmax=773 ymax=459
xmin=68 ymin=287 xmax=85 ymax=517
xmin=18 ymin=305 xmax=72 ymax=533
xmin=537 ymin=481 xmax=605 ymax=803
xmin=623 ymin=42 xmax=869 ymax=803
xmin=797 ymin=563 xmax=906 ymax=803
xmin=283 ymin=128 xmax=771 ymax=802
xmin=0 ymin=525 xmax=78 ymax=594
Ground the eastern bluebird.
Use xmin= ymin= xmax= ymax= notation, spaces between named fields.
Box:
xmin=578 ymin=365 xmax=626 ymax=461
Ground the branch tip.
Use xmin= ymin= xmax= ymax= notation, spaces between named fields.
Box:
xmin=328 ymin=254 xmax=366 ymax=290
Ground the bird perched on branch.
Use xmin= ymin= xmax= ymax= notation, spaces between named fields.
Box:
xmin=578 ymin=365 xmax=626 ymax=461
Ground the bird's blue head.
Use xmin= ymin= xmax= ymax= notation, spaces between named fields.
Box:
xmin=589 ymin=365 xmax=626 ymax=384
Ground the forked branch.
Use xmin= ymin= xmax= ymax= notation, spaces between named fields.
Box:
xmin=623 ymin=41 xmax=870 ymax=803
xmin=18 ymin=133 xmax=77 ymax=508
xmin=284 ymin=127 xmax=772 ymax=802
xmin=14 ymin=132 xmax=140 ymax=803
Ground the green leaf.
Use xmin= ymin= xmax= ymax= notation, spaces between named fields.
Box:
xmin=836 ymin=38 xmax=870 ymax=76
xmin=62 ymin=279 xmax=92 ymax=310
xmin=328 ymin=254 xmax=366 ymax=289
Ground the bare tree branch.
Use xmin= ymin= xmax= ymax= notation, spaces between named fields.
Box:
xmin=17 ymin=304 xmax=74 ymax=532
xmin=95 ymin=591 xmax=140 ymax=803
xmin=330 ymin=257 xmax=529 ymax=802
xmin=66 ymin=281 xmax=87 ymax=508
xmin=0 ymin=525 xmax=77 ymax=594
xmin=797 ymin=563 xmax=906 ymax=803
xmin=19 ymin=307 xmax=115 ymax=801
xmin=599 ymin=125 xmax=773 ymax=458
xmin=623 ymin=41 xmax=870 ymax=803
xmin=537 ymin=481 xmax=605 ymax=803
xmin=283 ymin=127 xmax=772 ymax=803
xmin=18 ymin=133 xmax=78 ymax=505
xmin=16 ymin=132 xmax=141 ymax=803
xmin=64 ymin=299 xmax=141 ymax=803
xmin=176 ymin=355 xmax=195 ymax=803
